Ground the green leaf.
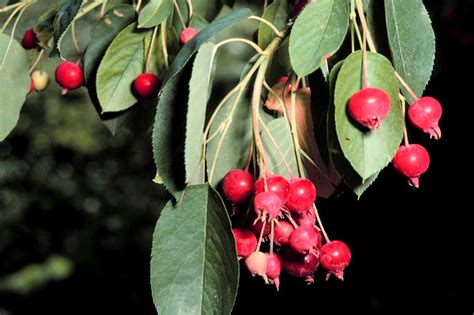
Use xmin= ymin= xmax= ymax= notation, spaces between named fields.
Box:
xmin=289 ymin=0 xmax=349 ymax=77
xmin=185 ymin=42 xmax=217 ymax=185
xmin=0 ymin=35 xmax=30 ymax=141
xmin=385 ymin=0 xmax=435 ymax=103
xmin=96 ymin=23 xmax=148 ymax=113
xmin=334 ymin=51 xmax=403 ymax=181
xmin=50 ymin=0 xmax=84 ymax=58
xmin=138 ymin=0 xmax=172 ymax=29
xmin=34 ymin=3 xmax=61 ymax=48
xmin=150 ymin=184 xmax=238 ymax=315
xmin=189 ymin=14 xmax=209 ymax=30
xmin=258 ymin=0 xmax=288 ymax=49
xmin=83 ymin=4 xmax=136 ymax=85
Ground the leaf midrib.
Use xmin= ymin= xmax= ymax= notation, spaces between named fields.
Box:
xmin=388 ymin=1 xmax=408 ymax=80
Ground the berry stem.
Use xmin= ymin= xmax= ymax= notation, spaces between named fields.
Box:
xmin=135 ymin=0 xmax=142 ymax=12
xmin=160 ymin=19 xmax=169 ymax=69
xmin=172 ymin=0 xmax=187 ymax=29
xmin=283 ymin=210 xmax=299 ymax=229
xmin=75 ymin=0 xmax=106 ymax=21
xmin=244 ymin=142 xmax=254 ymax=172
xmin=355 ymin=0 xmax=376 ymax=53
xmin=145 ymin=26 xmax=159 ymax=73
xmin=0 ymin=2 xmax=22 ymax=14
xmin=362 ymin=30 xmax=369 ymax=88
xmin=400 ymin=96 xmax=410 ymax=146
xmin=186 ymin=0 xmax=193 ymax=20
xmin=269 ymin=219 xmax=275 ymax=254
xmin=0 ymin=3 xmax=24 ymax=36
xmin=256 ymin=220 xmax=267 ymax=251
xmin=71 ymin=22 xmax=82 ymax=57
xmin=0 ymin=4 xmax=27 ymax=71
xmin=289 ymin=74 xmax=306 ymax=178
xmin=394 ymin=71 xmax=419 ymax=102
xmin=248 ymin=16 xmax=284 ymax=38
xmin=313 ymin=205 xmax=330 ymax=243
xmin=28 ymin=48 xmax=45 ymax=75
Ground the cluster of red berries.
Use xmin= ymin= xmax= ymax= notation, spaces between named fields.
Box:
xmin=222 ymin=169 xmax=351 ymax=290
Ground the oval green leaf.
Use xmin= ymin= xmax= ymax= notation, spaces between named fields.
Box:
xmin=49 ymin=0 xmax=84 ymax=58
xmin=258 ymin=0 xmax=288 ymax=49
xmin=138 ymin=0 xmax=172 ymax=29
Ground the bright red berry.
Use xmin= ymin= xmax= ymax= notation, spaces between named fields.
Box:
xmin=392 ymin=144 xmax=430 ymax=188
xmin=293 ymin=207 xmax=316 ymax=227
xmin=21 ymin=28 xmax=38 ymax=50
xmin=265 ymin=253 xmax=282 ymax=291
xmin=282 ymin=250 xmax=319 ymax=283
xmin=55 ymin=61 xmax=83 ymax=94
xmin=408 ymin=97 xmax=442 ymax=139
xmin=254 ymin=191 xmax=283 ymax=221
xmin=180 ymin=27 xmax=199 ymax=45
xmin=285 ymin=178 xmax=317 ymax=214
xmin=320 ymin=240 xmax=351 ymax=281
xmin=254 ymin=175 xmax=290 ymax=203
xmin=222 ymin=169 xmax=254 ymax=205
xmin=348 ymin=87 xmax=391 ymax=130
xmin=133 ymin=73 xmax=161 ymax=99
xmin=232 ymin=228 xmax=257 ymax=259
xmin=273 ymin=220 xmax=295 ymax=246
xmin=245 ymin=251 xmax=268 ymax=281
xmin=289 ymin=226 xmax=322 ymax=255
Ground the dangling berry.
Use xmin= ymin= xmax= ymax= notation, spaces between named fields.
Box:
xmin=133 ymin=73 xmax=161 ymax=99
xmin=282 ymin=250 xmax=319 ymax=283
xmin=27 ymin=79 xmax=35 ymax=95
xmin=293 ymin=207 xmax=316 ymax=227
xmin=222 ymin=169 xmax=254 ymax=205
xmin=392 ymin=144 xmax=430 ymax=188
xmin=55 ymin=61 xmax=84 ymax=94
xmin=180 ymin=27 xmax=199 ymax=45
xmin=31 ymin=70 xmax=49 ymax=91
xmin=254 ymin=175 xmax=290 ymax=203
xmin=285 ymin=178 xmax=317 ymax=214
xmin=232 ymin=228 xmax=257 ymax=259
xmin=254 ymin=191 xmax=283 ymax=221
xmin=265 ymin=253 xmax=282 ymax=291
xmin=245 ymin=251 xmax=268 ymax=282
xmin=320 ymin=240 xmax=351 ymax=281
xmin=273 ymin=220 xmax=295 ymax=246
xmin=249 ymin=211 xmax=271 ymax=236
xmin=348 ymin=87 xmax=391 ymax=130
xmin=408 ymin=96 xmax=442 ymax=139
xmin=21 ymin=28 xmax=38 ymax=50
xmin=289 ymin=226 xmax=322 ymax=255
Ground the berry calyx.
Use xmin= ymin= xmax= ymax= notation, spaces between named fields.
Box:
xmin=392 ymin=144 xmax=430 ymax=188
xmin=249 ymin=213 xmax=271 ymax=236
xmin=254 ymin=175 xmax=290 ymax=203
xmin=245 ymin=251 xmax=268 ymax=282
xmin=222 ymin=169 xmax=255 ymax=205
xmin=180 ymin=27 xmax=199 ymax=45
xmin=133 ymin=73 xmax=161 ymax=99
xmin=254 ymin=191 xmax=283 ymax=221
xmin=348 ymin=87 xmax=391 ymax=130
xmin=265 ymin=253 xmax=282 ymax=290
xmin=408 ymin=96 xmax=442 ymax=139
xmin=285 ymin=178 xmax=317 ymax=214
xmin=289 ymin=226 xmax=322 ymax=255
xmin=282 ymin=250 xmax=319 ymax=282
xmin=21 ymin=28 xmax=38 ymax=50
xmin=273 ymin=220 xmax=295 ymax=246
xmin=31 ymin=70 xmax=49 ymax=91
xmin=232 ymin=228 xmax=257 ymax=259
xmin=320 ymin=240 xmax=351 ymax=281
xmin=55 ymin=61 xmax=84 ymax=94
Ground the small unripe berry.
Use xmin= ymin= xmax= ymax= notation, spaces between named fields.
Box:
xmin=21 ymin=28 xmax=38 ymax=50
xmin=245 ymin=251 xmax=268 ymax=282
xmin=31 ymin=70 xmax=49 ymax=91
xmin=348 ymin=87 xmax=391 ymax=130
xmin=320 ymin=240 xmax=351 ymax=281
xmin=133 ymin=73 xmax=161 ymax=99
xmin=222 ymin=169 xmax=255 ymax=205
xmin=180 ymin=27 xmax=199 ymax=45
xmin=392 ymin=144 xmax=430 ymax=188
xmin=408 ymin=96 xmax=442 ymax=139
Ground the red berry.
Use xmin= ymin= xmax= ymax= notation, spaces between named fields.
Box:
xmin=254 ymin=191 xmax=283 ymax=221
xmin=222 ymin=169 xmax=255 ymax=205
xmin=282 ymin=250 xmax=319 ymax=282
xmin=392 ymin=144 xmax=430 ymax=188
xmin=249 ymin=212 xmax=271 ymax=236
xmin=133 ymin=73 xmax=161 ymax=99
xmin=293 ymin=207 xmax=316 ymax=227
xmin=285 ymin=178 xmax=317 ymax=214
xmin=273 ymin=220 xmax=295 ymax=246
xmin=254 ymin=175 xmax=290 ymax=203
xmin=265 ymin=253 xmax=282 ymax=290
xmin=21 ymin=28 xmax=38 ymax=50
xmin=320 ymin=240 xmax=351 ymax=281
xmin=27 ymin=78 xmax=34 ymax=95
xmin=408 ymin=96 xmax=442 ymax=139
xmin=290 ymin=0 xmax=308 ymax=18
xmin=245 ymin=251 xmax=268 ymax=281
xmin=289 ymin=226 xmax=322 ymax=255
xmin=232 ymin=228 xmax=257 ymax=259
xmin=277 ymin=76 xmax=299 ymax=93
xmin=55 ymin=61 xmax=84 ymax=93
xmin=348 ymin=87 xmax=391 ymax=130
xmin=180 ymin=27 xmax=199 ymax=45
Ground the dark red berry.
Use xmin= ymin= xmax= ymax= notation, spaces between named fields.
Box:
xmin=254 ymin=191 xmax=283 ymax=221
xmin=265 ymin=253 xmax=282 ymax=290
xmin=180 ymin=27 xmax=199 ymax=45
xmin=392 ymin=144 xmax=430 ymax=188
xmin=320 ymin=240 xmax=351 ymax=281
xmin=348 ymin=87 xmax=391 ymax=130
xmin=21 ymin=28 xmax=38 ymax=50
xmin=282 ymin=250 xmax=319 ymax=283
xmin=293 ymin=206 xmax=316 ymax=227
xmin=254 ymin=175 xmax=290 ymax=203
xmin=250 ymin=213 xmax=271 ymax=236
xmin=289 ymin=226 xmax=322 ymax=255
xmin=245 ymin=251 xmax=268 ymax=281
xmin=133 ymin=73 xmax=161 ymax=99
xmin=290 ymin=0 xmax=308 ymax=18
xmin=285 ymin=178 xmax=317 ymax=214
xmin=232 ymin=228 xmax=257 ymax=259
xmin=55 ymin=61 xmax=83 ymax=94
xmin=222 ymin=169 xmax=254 ymax=205
xmin=273 ymin=220 xmax=295 ymax=246
xmin=408 ymin=96 xmax=442 ymax=139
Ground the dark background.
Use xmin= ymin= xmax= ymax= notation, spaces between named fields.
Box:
xmin=1 ymin=0 xmax=473 ymax=314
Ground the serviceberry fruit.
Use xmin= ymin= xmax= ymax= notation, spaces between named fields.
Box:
xmin=133 ymin=73 xmax=161 ymax=99
xmin=289 ymin=226 xmax=322 ymax=255
xmin=55 ymin=61 xmax=83 ymax=94
xmin=250 ymin=213 xmax=271 ymax=236
xmin=320 ymin=240 xmax=351 ymax=281
xmin=254 ymin=175 xmax=290 ymax=203
xmin=348 ymin=87 xmax=391 ymax=130
xmin=21 ymin=28 xmax=38 ymax=50
xmin=273 ymin=220 xmax=295 ymax=246
xmin=392 ymin=144 xmax=430 ymax=188
xmin=282 ymin=250 xmax=319 ymax=283
xmin=254 ymin=191 xmax=283 ymax=221
xmin=265 ymin=253 xmax=282 ymax=290
xmin=408 ymin=96 xmax=442 ymax=139
xmin=245 ymin=251 xmax=268 ymax=281
xmin=232 ymin=228 xmax=257 ymax=259
xmin=31 ymin=70 xmax=49 ymax=91
xmin=293 ymin=207 xmax=316 ymax=227
xmin=180 ymin=27 xmax=199 ymax=45
xmin=222 ymin=169 xmax=254 ymax=205
xmin=285 ymin=178 xmax=317 ymax=214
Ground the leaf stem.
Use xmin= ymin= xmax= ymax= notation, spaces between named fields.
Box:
xmin=355 ymin=0 xmax=376 ymax=53
xmin=394 ymin=71 xmax=419 ymax=101
xmin=0 ymin=3 xmax=24 ymax=36
xmin=0 ymin=4 xmax=27 ymax=71
xmin=289 ymin=75 xmax=305 ymax=178
xmin=135 ymin=0 xmax=142 ymax=12
xmin=74 ymin=0 xmax=105 ymax=21
xmin=71 ymin=21 xmax=82 ymax=57
xmin=173 ymin=0 xmax=187 ymax=29
xmin=145 ymin=26 xmax=159 ymax=73
xmin=214 ymin=37 xmax=265 ymax=55
xmin=248 ymin=16 xmax=283 ymax=38
xmin=28 ymin=48 xmax=45 ymax=74
xmin=0 ymin=2 xmax=22 ymax=14
xmin=186 ymin=0 xmax=193 ymax=20
xmin=160 ymin=19 xmax=169 ymax=69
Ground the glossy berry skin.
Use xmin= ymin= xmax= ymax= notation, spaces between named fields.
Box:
xmin=21 ymin=28 xmax=38 ymax=50
xmin=408 ymin=97 xmax=442 ymax=139
xmin=55 ymin=61 xmax=84 ymax=92
xmin=265 ymin=253 xmax=282 ymax=291
xmin=285 ymin=178 xmax=317 ymax=214
xmin=254 ymin=175 xmax=290 ymax=203
xmin=282 ymin=250 xmax=319 ymax=282
xmin=133 ymin=73 xmax=161 ymax=99
xmin=273 ymin=220 xmax=295 ymax=246
xmin=245 ymin=251 xmax=268 ymax=281
xmin=222 ymin=169 xmax=254 ymax=205
xmin=232 ymin=228 xmax=257 ymax=259
xmin=392 ymin=144 xmax=430 ymax=188
xmin=320 ymin=240 xmax=351 ymax=281
xmin=254 ymin=191 xmax=283 ymax=220
xmin=348 ymin=87 xmax=391 ymax=130
xmin=180 ymin=27 xmax=199 ymax=45
xmin=289 ymin=226 xmax=322 ymax=255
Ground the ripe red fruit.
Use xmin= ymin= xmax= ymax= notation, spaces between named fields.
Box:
xmin=232 ymin=228 xmax=257 ymax=259
xmin=392 ymin=144 xmax=430 ymax=188
xmin=408 ymin=96 xmax=442 ymax=139
xmin=254 ymin=191 xmax=283 ymax=221
xmin=133 ymin=73 xmax=161 ymax=99
xmin=285 ymin=178 xmax=317 ymax=214
xmin=245 ymin=251 xmax=268 ymax=281
xmin=21 ymin=28 xmax=38 ymax=50
xmin=265 ymin=253 xmax=282 ymax=290
xmin=180 ymin=27 xmax=199 ymax=45
xmin=250 ymin=213 xmax=271 ymax=236
xmin=348 ymin=87 xmax=391 ymax=130
xmin=320 ymin=240 xmax=351 ymax=281
xmin=282 ymin=250 xmax=319 ymax=282
xmin=222 ymin=169 xmax=254 ymax=205
xmin=27 ymin=78 xmax=34 ymax=95
xmin=273 ymin=220 xmax=295 ymax=246
xmin=293 ymin=206 xmax=316 ymax=227
xmin=289 ymin=226 xmax=322 ymax=255
xmin=55 ymin=61 xmax=84 ymax=94
xmin=254 ymin=175 xmax=290 ymax=203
